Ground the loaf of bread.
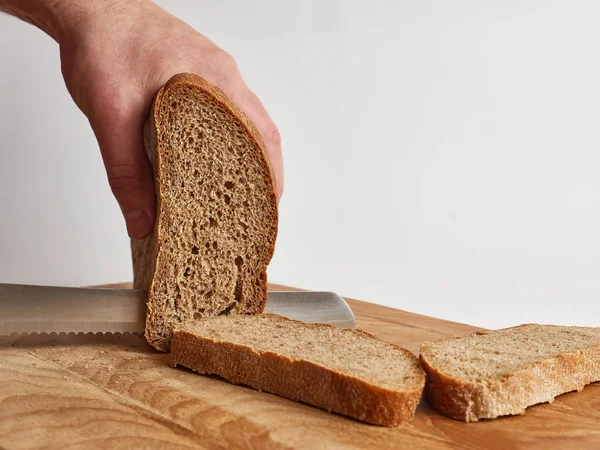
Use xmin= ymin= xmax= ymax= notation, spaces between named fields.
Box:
xmin=170 ymin=313 xmax=426 ymax=426
xmin=132 ymin=73 xmax=278 ymax=352
xmin=420 ymin=324 xmax=600 ymax=422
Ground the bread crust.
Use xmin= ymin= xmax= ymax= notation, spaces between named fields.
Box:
xmin=420 ymin=325 xmax=600 ymax=422
xmin=132 ymin=73 xmax=279 ymax=352
xmin=170 ymin=314 xmax=425 ymax=427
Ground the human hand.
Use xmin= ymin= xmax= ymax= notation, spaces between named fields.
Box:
xmin=28 ymin=0 xmax=284 ymax=238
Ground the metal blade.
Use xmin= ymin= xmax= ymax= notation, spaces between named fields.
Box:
xmin=264 ymin=291 xmax=356 ymax=329
xmin=0 ymin=284 xmax=357 ymax=335
xmin=0 ymin=283 xmax=147 ymax=335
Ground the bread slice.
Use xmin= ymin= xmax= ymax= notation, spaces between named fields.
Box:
xmin=420 ymin=324 xmax=600 ymax=422
xmin=132 ymin=73 xmax=278 ymax=352
xmin=170 ymin=313 xmax=426 ymax=426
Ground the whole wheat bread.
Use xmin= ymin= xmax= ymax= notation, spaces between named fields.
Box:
xmin=170 ymin=313 xmax=426 ymax=426
xmin=420 ymin=324 xmax=600 ymax=422
xmin=132 ymin=73 xmax=278 ymax=352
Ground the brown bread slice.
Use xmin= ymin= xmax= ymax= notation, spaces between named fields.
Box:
xmin=420 ymin=324 xmax=600 ymax=422
xmin=170 ymin=314 xmax=426 ymax=426
xmin=132 ymin=73 xmax=278 ymax=352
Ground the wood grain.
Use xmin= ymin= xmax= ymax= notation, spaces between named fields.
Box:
xmin=1 ymin=283 xmax=599 ymax=449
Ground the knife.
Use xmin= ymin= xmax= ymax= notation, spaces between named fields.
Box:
xmin=0 ymin=283 xmax=356 ymax=335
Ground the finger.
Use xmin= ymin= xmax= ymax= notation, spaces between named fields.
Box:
xmin=244 ymin=92 xmax=285 ymax=201
xmin=87 ymin=89 xmax=156 ymax=239
xmin=190 ymin=50 xmax=284 ymax=200
xmin=216 ymin=78 xmax=284 ymax=201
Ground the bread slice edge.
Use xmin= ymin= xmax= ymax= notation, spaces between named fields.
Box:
xmin=419 ymin=325 xmax=600 ymax=422
xmin=170 ymin=315 xmax=425 ymax=427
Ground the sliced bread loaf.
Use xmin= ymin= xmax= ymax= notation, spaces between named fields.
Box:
xmin=170 ymin=313 xmax=426 ymax=426
xmin=132 ymin=73 xmax=278 ymax=352
xmin=420 ymin=324 xmax=600 ymax=422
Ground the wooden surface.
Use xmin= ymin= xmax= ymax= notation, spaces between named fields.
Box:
xmin=1 ymin=284 xmax=599 ymax=449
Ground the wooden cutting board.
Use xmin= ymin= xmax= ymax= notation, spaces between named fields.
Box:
xmin=1 ymin=283 xmax=599 ymax=449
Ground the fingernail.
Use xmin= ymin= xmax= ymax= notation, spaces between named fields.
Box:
xmin=125 ymin=209 xmax=152 ymax=239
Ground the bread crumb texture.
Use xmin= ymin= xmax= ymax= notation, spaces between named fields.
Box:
xmin=132 ymin=74 xmax=278 ymax=351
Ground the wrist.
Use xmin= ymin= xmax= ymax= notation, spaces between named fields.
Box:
xmin=0 ymin=0 xmax=69 ymax=41
xmin=0 ymin=0 xmax=150 ymax=43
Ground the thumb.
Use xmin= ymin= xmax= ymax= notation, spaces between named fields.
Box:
xmin=89 ymin=100 xmax=156 ymax=239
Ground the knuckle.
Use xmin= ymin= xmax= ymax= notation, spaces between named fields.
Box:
xmin=242 ymin=95 xmax=281 ymax=148
xmin=267 ymin=126 xmax=282 ymax=147
xmin=213 ymin=49 xmax=238 ymax=71
xmin=95 ymin=89 xmax=133 ymax=123
xmin=83 ymin=79 xmax=138 ymax=127
xmin=243 ymin=92 xmax=264 ymax=115
xmin=202 ymin=48 xmax=240 ymax=85
xmin=107 ymin=164 xmax=143 ymax=197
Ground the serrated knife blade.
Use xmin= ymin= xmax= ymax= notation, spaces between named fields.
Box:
xmin=0 ymin=283 xmax=356 ymax=335
xmin=0 ymin=284 xmax=147 ymax=335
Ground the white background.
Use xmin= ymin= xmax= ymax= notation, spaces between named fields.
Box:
xmin=1 ymin=1 xmax=599 ymax=329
